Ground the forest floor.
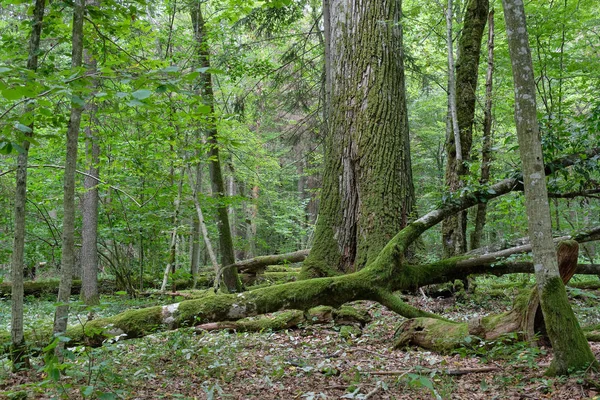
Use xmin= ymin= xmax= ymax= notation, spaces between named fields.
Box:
xmin=1 ymin=274 xmax=600 ymax=399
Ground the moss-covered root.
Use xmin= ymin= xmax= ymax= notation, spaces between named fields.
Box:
xmin=375 ymin=290 xmax=447 ymax=321
xmin=540 ymin=277 xmax=599 ymax=376
xmin=583 ymin=325 xmax=600 ymax=342
xmin=394 ymin=318 xmax=468 ymax=353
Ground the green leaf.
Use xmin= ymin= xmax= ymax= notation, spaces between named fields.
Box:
xmin=2 ymin=88 xmax=24 ymax=100
xmin=115 ymin=291 xmax=127 ymax=295
xmin=0 ymin=141 xmax=12 ymax=155
xmin=197 ymin=105 xmax=211 ymax=114
xmin=419 ymin=376 xmax=434 ymax=390
xmin=15 ymin=123 xmax=32 ymax=133
xmin=12 ymin=143 xmax=25 ymax=154
xmin=81 ymin=386 xmax=95 ymax=397
xmin=131 ymin=89 xmax=152 ymax=100
xmin=71 ymin=95 xmax=85 ymax=106
xmin=126 ymin=99 xmax=145 ymax=107
xmin=0 ymin=67 xmax=11 ymax=73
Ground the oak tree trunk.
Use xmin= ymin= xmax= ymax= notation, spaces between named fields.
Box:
xmin=302 ymin=0 xmax=415 ymax=277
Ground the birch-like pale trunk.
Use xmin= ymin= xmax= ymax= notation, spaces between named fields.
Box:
xmin=186 ymin=166 xmax=219 ymax=272
xmin=10 ymin=0 xmax=45 ymax=370
xmin=446 ymin=0 xmax=462 ymax=162
xmin=502 ymin=0 xmax=597 ymax=375
xmin=53 ymin=0 xmax=86 ymax=338
xmin=161 ymin=170 xmax=184 ymax=292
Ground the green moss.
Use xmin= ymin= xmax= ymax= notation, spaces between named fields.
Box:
xmin=394 ymin=318 xmax=469 ymax=353
xmin=339 ymin=325 xmax=362 ymax=340
xmin=540 ymin=276 xmax=598 ymax=376
xmin=334 ymin=306 xmax=371 ymax=326
xmin=234 ymin=310 xmax=305 ymax=332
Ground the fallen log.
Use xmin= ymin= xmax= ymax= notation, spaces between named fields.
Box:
xmin=4 ymin=150 xmax=599 ymax=355
xmin=195 ymin=305 xmax=371 ymax=333
xmin=395 ymin=241 xmax=597 ymax=352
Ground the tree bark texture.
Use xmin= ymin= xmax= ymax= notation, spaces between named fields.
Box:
xmin=54 ymin=0 xmax=85 ymax=337
xmin=470 ymin=8 xmax=495 ymax=251
xmin=502 ymin=0 xmax=597 ymax=375
xmin=10 ymin=0 xmax=45 ymax=369
xmin=302 ymin=0 xmax=415 ymax=277
xmin=80 ymin=4 xmax=101 ymax=305
xmin=191 ymin=3 xmax=240 ymax=292
xmin=442 ymin=0 xmax=489 ymax=257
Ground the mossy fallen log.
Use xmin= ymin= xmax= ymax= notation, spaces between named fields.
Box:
xmin=395 ymin=241 xmax=597 ymax=353
xmin=0 ymin=279 xmax=116 ymax=297
xmin=194 ymin=305 xmax=371 ymax=333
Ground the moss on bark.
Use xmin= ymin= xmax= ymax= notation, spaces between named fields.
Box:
xmin=540 ymin=276 xmax=598 ymax=376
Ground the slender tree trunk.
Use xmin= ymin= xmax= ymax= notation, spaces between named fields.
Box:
xmin=470 ymin=8 xmax=495 ymax=250
xmin=54 ymin=0 xmax=85 ymax=338
xmin=446 ymin=0 xmax=462 ymax=163
xmin=186 ymin=166 xmax=219 ymax=274
xmin=442 ymin=0 xmax=489 ymax=257
xmin=80 ymin=1 xmax=100 ymax=304
xmin=191 ymin=3 xmax=240 ymax=292
xmin=161 ymin=170 xmax=184 ymax=292
xmin=190 ymin=164 xmax=202 ymax=278
xmin=10 ymin=0 xmax=45 ymax=370
xmin=301 ymin=0 xmax=415 ymax=277
xmin=502 ymin=0 xmax=597 ymax=375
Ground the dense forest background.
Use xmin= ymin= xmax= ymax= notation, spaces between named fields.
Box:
xmin=1 ymin=0 xmax=599 ymax=280
xmin=1 ymin=0 xmax=600 ymax=398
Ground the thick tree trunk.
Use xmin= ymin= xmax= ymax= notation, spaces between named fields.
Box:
xmin=470 ymin=8 xmax=495 ymax=251
xmin=301 ymin=0 xmax=415 ymax=277
xmin=442 ymin=0 xmax=489 ymax=257
xmin=191 ymin=3 xmax=240 ymax=292
xmin=10 ymin=0 xmax=45 ymax=370
xmin=502 ymin=0 xmax=597 ymax=375
xmin=54 ymin=0 xmax=85 ymax=338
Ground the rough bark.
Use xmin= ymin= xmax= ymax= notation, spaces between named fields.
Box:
xmin=301 ymin=0 xmax=414 ymax=277
xmin=10 ymin=0 xmax=45 ymax=370
xmin=80 ymin=6 xmax=101 ymax=305
xmin=470 ymin=8 xmax=495 ymax=251
xmin=54 ymin=0 xmax=86 ymax=338
xmin=221 ymin=249 xmax=310 ymax=275
xmin=502 ymin=0 xmax=597 ymax=375
xmin=442 ymin=0 xmax=489 ymax=257
xmin=191 ymin=3 xmax=240 ymax=292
